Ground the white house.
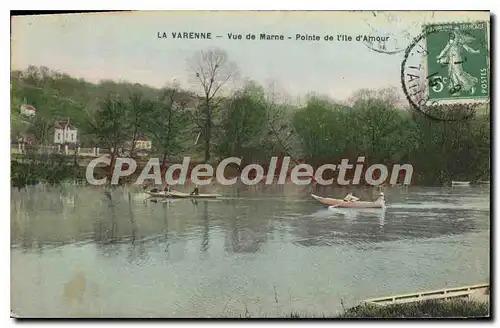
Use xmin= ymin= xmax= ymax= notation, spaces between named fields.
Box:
xmin=20 ymin=104 xmax=36 ymax=117
xmin=54 ymin=119 xmax=78 ymax=144
xmin=134 ymin=136 xmax=152 ymax=150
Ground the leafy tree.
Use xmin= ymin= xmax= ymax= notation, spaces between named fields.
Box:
xmin=145 ymin=87 xmax=189 ymax=166
xmin=216 ymin=82 xmax=268 ymax=159
xmin=87 ymin=96 xmax=130 ymax=175
xmin=24 ymin=116 xmax=52 ymax=146
xmin=124 ymin=91 xmax=154 ymax=155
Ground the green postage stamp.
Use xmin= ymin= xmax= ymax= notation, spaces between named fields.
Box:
xmin=424 ymin=22 xmax=489 ymax=102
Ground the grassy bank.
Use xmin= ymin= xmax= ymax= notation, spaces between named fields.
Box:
xmin=339 ymin=299 xmax=489 ymax=318
xmin=288 ymin=299 xmax=490 ymax=318
xmin=11 ymin=153 xmax=85 ymax=188
xmin=234 ymin=299 xmax=489 ymax=318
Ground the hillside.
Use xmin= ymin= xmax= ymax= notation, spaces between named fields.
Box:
xmin=10 ymin=66 xmax=196 ymax=145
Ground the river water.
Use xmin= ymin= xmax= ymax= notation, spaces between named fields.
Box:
xmin=10 ymin=184 xmax=490 ymax=318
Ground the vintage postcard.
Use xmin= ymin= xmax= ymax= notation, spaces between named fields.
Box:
xmin=10 ymin=11 xmax=490 ymax=318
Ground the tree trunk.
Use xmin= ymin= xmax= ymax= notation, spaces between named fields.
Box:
xmin=108 ymin=151 xmax=117 ymax=183
xmin=204 ymin=133 xmax=210 ymax=163
xmin=161 ymin=153 xmax=168 ymax=168
xmin=204 ymin=102 xmax=212 ymax=163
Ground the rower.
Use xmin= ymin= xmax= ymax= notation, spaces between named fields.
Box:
xmin=164 ymin=184 xmax=171 ymax=192
xmin=344 ymin=193 xmax=359 ymax=202
xmin=190 ymin=186 xmax=200 ymax=196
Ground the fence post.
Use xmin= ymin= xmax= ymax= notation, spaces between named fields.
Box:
xmin=96 ymin=147 xmax=100 ymax=156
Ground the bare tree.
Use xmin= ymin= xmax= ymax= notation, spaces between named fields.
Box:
xmin=263 ymin=81 xmax=301 ymax=160
xmin=188 ymin=48 xmax=238 ymax=163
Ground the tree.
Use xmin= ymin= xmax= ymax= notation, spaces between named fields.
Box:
xmin=145 ymin=86 xmax=189 ymax=167
xmin=261 ymin=81 xmax=301 ymax=160
xmin=188 ymin=48 xmax=238 ymax=163
xmin=87 ymin=96 xmax=130 ymax=177
xmin=124 ymin=91 xmax=154 ymax=156
xmin=350 ymin=90 xmax=414 ymax=163
xmin=293 ymin=97 xmax=341 ymax=159
xmin=216 ymin=82 xmax=268 ymax=159
xmin=26 ymin=116 xmax=52 ymax=146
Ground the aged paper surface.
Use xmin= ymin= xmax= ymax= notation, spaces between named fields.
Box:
xmin=11 ymin=11 xmax=490 ymax=318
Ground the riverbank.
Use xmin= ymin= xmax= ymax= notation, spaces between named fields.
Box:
xmin=11 ymin=153 xmax=84 ymax=188
xmin=337 ymin=299 xmax=489 ymax=318
xmin=235 ymin=299 xmax=490 ymax=318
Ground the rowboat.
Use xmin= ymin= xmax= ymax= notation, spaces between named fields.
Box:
xmin=451 ymin=181 xmax=471 ymax=187
xmin=311 ymin=194 xmax=385 ymax=208
xmin=146 ymin=190 xmax=221 ymax=199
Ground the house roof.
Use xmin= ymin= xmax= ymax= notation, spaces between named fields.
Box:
xmin=19 ymin=133 xmax=36 ymax=144
xmin=54 ymin=119 xmax=76 ymax=129
xmin=21 ymin=104 xmax=36 ymax=111
xmin=136 ymin=136 xmax=150 ymax=141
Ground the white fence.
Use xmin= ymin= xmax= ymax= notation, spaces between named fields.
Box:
xmin=11 ymin=145 xmax=102 ymax=157
xmin=362 ymin=283 xmax=490 ymax=306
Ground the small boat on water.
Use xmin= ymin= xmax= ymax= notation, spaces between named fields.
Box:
xmin=311 ymin=194 xmax=385 ymax=209
xmin=451 ymin=181 xmax=471 ymax=187
xmin=147 ymin=190 xmax=221 ymax=199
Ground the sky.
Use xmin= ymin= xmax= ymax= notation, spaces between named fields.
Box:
xmin=11 ymin=11 xmax=489 ymax=101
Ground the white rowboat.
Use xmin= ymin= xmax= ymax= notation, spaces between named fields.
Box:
xmin=311 ymin=194 xmax=385 ymax=208
xmin=147 ymin=190 xmax=221 ymax=199
xmin=451 ymin=181 xmax=471 ymax=186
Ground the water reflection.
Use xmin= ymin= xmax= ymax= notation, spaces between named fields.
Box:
xmin=201 ymin=201 xmax=210 ymax=253
xmin=10 ymin=185 xmax=490 ymax=253
xmin=220 ymin=198 xmax=269 ymax=254
xmin=10 ymin=184 xmax=490 ymax=317
xmin=292 ymin=202 xmax=479 ymax=247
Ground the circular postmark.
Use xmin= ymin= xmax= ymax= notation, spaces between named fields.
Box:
xmin=401 ymin=21 xmax=490 ymax=121
xmin=363 ymin=11 xmax=435 ymax=55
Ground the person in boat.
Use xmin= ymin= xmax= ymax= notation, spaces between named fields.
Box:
xmin=343 ymin=192 xmax=360 ymax=202
xmin=190 ymin=186 xmax=200 ymax=196
xmin=164 ymin=184 xmax=171 ymax=193
xmin=142 ymin=181 xmax=156 ymax=192
xmin=377 ymin=192 xmax=385 ymax=201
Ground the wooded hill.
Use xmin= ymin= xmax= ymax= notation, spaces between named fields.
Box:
xmin=10 ymin=61 xmax=490 ymax=185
